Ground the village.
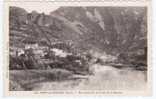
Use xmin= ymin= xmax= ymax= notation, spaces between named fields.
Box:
xmin=9 ymin=6 xmax=148 ymax=91
xmin=9 ymin=40 xmax=92 ymax=75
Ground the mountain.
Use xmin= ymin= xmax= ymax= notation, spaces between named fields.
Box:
xmin=51 ymin=7 xmax=147 ymax=54
xmin=9 ymin=6 xmax=147 ymax=67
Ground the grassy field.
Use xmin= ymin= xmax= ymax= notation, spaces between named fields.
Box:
xmin=9 ymin=69 xmax=74 ymax=91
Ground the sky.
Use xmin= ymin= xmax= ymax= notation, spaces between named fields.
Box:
xmin=9 ymin=2 xmax=60 ymax=14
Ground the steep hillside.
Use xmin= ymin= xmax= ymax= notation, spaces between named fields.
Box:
xmin=51 ymin=7 xmax=147 ymax=54
xmin=9 ymin=6 xmax=147 ymax=69
xmin=9 ymin=6 xmax=148 ymax=91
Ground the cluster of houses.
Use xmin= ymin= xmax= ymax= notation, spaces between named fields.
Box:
xmin=10 ymin=42 xmax=75 ymax=60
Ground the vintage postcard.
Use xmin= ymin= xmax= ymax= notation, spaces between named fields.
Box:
xmin=3 ymin=0 xmax=152 ymax=96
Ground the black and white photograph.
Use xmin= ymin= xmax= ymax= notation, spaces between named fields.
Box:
xmin=8 ymin=4 xmax=149 ymax=93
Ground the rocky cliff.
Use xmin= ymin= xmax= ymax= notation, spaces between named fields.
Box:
xmin=9 ymin=6 xmax=147 ymax=69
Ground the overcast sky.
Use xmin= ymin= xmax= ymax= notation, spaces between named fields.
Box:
xmin=10 ymin=2 xmax=60 ymax=14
